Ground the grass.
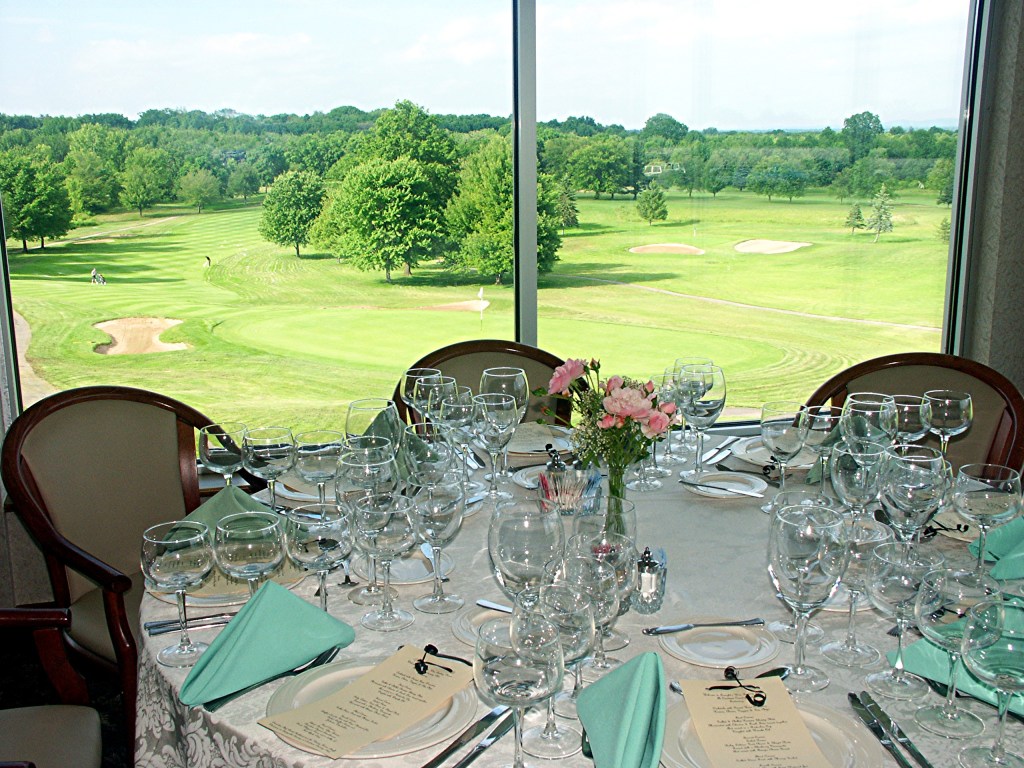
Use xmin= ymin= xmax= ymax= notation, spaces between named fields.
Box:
xmin=6 ymin=187 xmax=946 ymax=429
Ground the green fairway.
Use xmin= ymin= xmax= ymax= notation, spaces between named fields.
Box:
xmin=6 ymin=187 xmax=944 ymax=429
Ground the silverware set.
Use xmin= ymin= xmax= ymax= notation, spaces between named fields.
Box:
xmin=848 ymin=691 xmax=935 ymax=768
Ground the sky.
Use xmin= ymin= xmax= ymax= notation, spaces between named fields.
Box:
xmin=0 ymin=0 xmax=971 ymax=132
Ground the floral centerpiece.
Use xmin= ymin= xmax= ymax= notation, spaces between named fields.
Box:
xmin=541 ymin=358 xmax=675 ymax=529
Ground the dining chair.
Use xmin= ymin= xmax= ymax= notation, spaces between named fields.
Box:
xmin=0 ymin=607 xmax=101 ymax=768
xmin=392 ymin=339 xmax=575 ymax=425
xmin=805 ymin=352 xmax=1024 ymax=471
xmin=0 ymin=385 xmax=247 ymax=747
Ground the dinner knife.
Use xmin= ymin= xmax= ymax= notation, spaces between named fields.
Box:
xmin=847 ymin=693 xmax=914 ymax=768
xmin=859 ymin=691 xmax=935 ymax=768
xmin=419 ymin=705 xmax=509 ymax=768
xmin=642 ymin=618 xmax=764 ymax=636
xmin=476 ymin=599 xmax=513 ymax=614
xmin=450 ymin=710 xmax=516 ymax=768
xmin=148 ymin=617 xmax=232 ymax=636
xmin=144 ymin=611 xmax=236 ymax=631
xmin=701 ymin=435 xmax=740 ymax=464
xmin=677 ymin=478 xmax=764 ymax=498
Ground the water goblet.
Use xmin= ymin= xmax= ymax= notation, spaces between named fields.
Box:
xmin=345 ymin=398 xmax=403 ymax=445
xmin=678 ymin=363 xmax=726 ymax=479
xmin=410 ymin=472 xmax=465 ymax=614
xmin=879 ymin=444 xmax=947 ymax=542
xmin=242 ymin=426 xmax=295 ymax=511
xmin=473 ymin=393 xmax=518 ymax=504
xmin=403 ymin=422 xmax=454 ymax=485
xmin=352 ymin=493 xmax=417 ymax=631
xmin=767 ymin=504 xmax=849 ymax=692
xmin=626 ymin=446 xmax=663 ymax=492
xmin=925 ymin=389 xmax=973 ymax=457
xmin=840 ymin=392 xmax=897 ymax=449
xmin=864 ymin=541 xmax=945 ymax=699
xmin=653 ymin=372 xmax=686 ymax=466
xmin=401 ymin=367 xmax=442 ymax=422
xmin=474 ymin=617 xmax=563 ymax=768
xmin=284 ymin=503 xmax=353 ymax=612
xmin=413 ymin=374 xmax=457 ymax=422
xmin=759 ymin=401 xmax=809 ymax=512
xmin=571 ymin=531 xmax=636 ymax=675
xmin=439 ymin=385 xmax=485 ymax=495
xmin=198 ymin=422 xmax=246 ymax=489
xmin=141 ymin=521 xmax=213 ymax=667
xmin=821 ymin=517 xmax=894 ymax=667
xmin=913 ymin=567 xmax=999 ymax=738
xmin=829 ymin=437 xmax=887 ymax=518
xmin=803 ymin=405 xmax=842 ymax=493
xmin=893 ymin=394 xmax=933 ymax=443
xmin=959 ymin=599 xmax=1024 ymax=768
xmin=480 ymin=367 xmax=529 ymax=480
xmin=955 ymin=463 xmax=1022 ymax=575
xmin=671 ymin=356 xmax=713 ymax=454
xmin=294 ymin=429 xmax=345 ymax=507
xmin=488 ymin=498 xmax=565 ymax=599
xmin=214 ymin=511 xmax=284 ymax=597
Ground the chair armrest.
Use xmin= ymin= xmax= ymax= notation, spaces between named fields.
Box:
xmin=0 ymin=607 xmax=89 ymax=705
xmin=0 ymin=607 xmax=71 ymax=630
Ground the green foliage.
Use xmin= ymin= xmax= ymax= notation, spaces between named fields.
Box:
xmin=927 ymin=158 xmax=955 ymax=206
xmin=257 ymin=170 xmax=325 ymax=257
xmin=63 ymin=123 xmax=132 ymax=214
xmin=937 ymin=216 xmax=951 ymax=243
xmin=569 ymin=134 xmax=631 ymax=199
xmin=0 ymin=146 xmax=73 ymax=249
xmin=556 ymin=176 xmax=579 ymax=232
xmin=119 ymin=147 xmax=174 ymax=215
xmin=867 ymin=183 xmax=894 ymax=242
xmin=841 ymin=111 xmax=884 ymax=162
xmin=226 ymin=163 xmax=260 ymax=201
xmin=845 ymin=203 xmax=865 ymax=234
xmin=284 ymin=132 xmax=349 ymax=176
xmin=636 ymin=183 xmax=668 ymax=225
xmin=177 ymin=168 xmax=221 ymax=213
xmin=642 ymin=113 xmax=688 ymax=144
xmin=747 ymin=153 xmax=808 ymax=201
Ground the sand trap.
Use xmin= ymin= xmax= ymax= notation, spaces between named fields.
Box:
xmin=423 ymin=300 xmax=491 ymax=312
xmin=629 ymin=243 xmax=705 ymax=255
xmin=94 ymin=317 xmax=188 ymax=355
xmin=734 ymin=239 xmax=812 ymax=254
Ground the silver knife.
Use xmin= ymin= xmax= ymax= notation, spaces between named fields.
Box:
xmin=678 ymin=479 xmax=764 ymax=498
xmin=475 ymin=599 xmax=513 ymax=614
xmin=642 ymin=618 xmax=764 ymax=636
xmin=451 ymin=710 xmax=516 ymax=768
xmin=144 ymin=611 xmax=236 ymax=631
xmin=848 ymin=693 xmax=914 ymax=768
xmin=701 ymin=435 xmax=740 ymax=464
xmin=419 ymin=705 xmax=509 ymax=768
xmin=859 ymin=691 xmax=935 ymax=768
xmin=148 ymin=617 xmax=232 ymax=636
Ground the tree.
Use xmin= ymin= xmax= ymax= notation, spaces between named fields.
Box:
xmin=556 ymin=176 xmax=578 ymax=233
xmin=0 ymin=146 xmax=73 ymax=251
xmin=845 ymin=203 xmax=865 ymax=234
xmin=226 ymin=163 xmax=260 ymax=201
xmin=927 ymin=157 xmax=955 ymax=206
xmin=63 ymin=123 xmax=132 ymax=213
xmin=841 ymin=111 xmax=884 ymax=162
xmin=257 ymin=170 xmax=325 ymax=257
xmin=119 ymin=147 xmax=174 ymax=216
xmin=177 ymin=168 xmax=221 ymax=213
xmin=641 ymin=113 xmax=688 ymax=144
xmin=748 ymin=153 xmax=808 ymax=201
xmin=568 ymin=134 xmax=630 ymax=199
xmin=937 ymin=217 xmax=951 ymax=243
xmin=636 ymin=183 xmax=668 ymax=225
xmin=867 ymin=183 xmax=894 ymax=242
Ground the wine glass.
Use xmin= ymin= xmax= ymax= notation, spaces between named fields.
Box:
xmin=413 ymin=374 xmax=457 ymax=422
xmin=402 ymin=422 xmax=454 ymax=485
xmin=572 ymin=531 xmax=636 ymax=675
xmin=345 ymin=398 xmax=403 ymax=445
xmin=653 ymin=372 xmax=686 ymax=466
xmin=474 ymin=617 xmax=563 ymax=768
xmin=893 ymin=394 xmax=933 ymax=443
xmin=410 ymin=472 xmax=465 ymax=614
xmin=879 ymin=444 xmax=947 ymax=542
xmin=401 ymin=367 xmax=442 ymax=422
xmin=488 ymin=498 xmax=565 ymax=598
xmin=864 ymin=541 xmax=945 ymax=699
xmin=913 ymin=567 xmax=999 ymax=739
xmin=284 ymin=504 xmax=353 ymax=612
xmin=473 ymin=393 xmax=518 ymax=505
xmin=803 ymin=405 xmax=841 ymax=493
xmin=141 ymin=521 xmax=213 ymax=667
xmin=829 ymin=437 xmax=887 ymax=518
xmin=293 ymin=430 xmax=345 ymax=508
xmin=480 ymin=367 xmax=529 ymax=480
xmin=767 ymin=504 xmax=849 ymax=692
xmin=821 ymin=517 xmax=894 ymax=667
xmin=198 ymin=422 xmax=246 ymax=489
xmin=213 ymin=511 xmax=283 ymax=597
xmin=671 ymin=356 xmax=713 ymax=454
xmin=955 ymin=463 xmax=1022 ymax=575
xmin=242 ymin=426 xmax=296 ymax=511
xmin=439 ymin=385 xmax=484 ymax=495
xmin=573 ymin=496 xmax=637 ymax=543
xmin=678 ymin=363 xmax=726 ymax=479
xmin=759 ymin=401 xmax=809 ymax=512
xmin=959 ymin=599 xmax=1024 ymax=768
xmin=840 ymin=392 xmax=897 ymax=449
xmin=352 ymin=493 xmax=418 ymax=631
xmin=925 ymin=389 xmax=973 ymax=457
xmin=514 ymin=585 xmax=594 ymax=759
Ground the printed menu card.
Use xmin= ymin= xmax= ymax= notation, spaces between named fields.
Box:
xmin=258 ymin=645 xmax=473 ymax=758
xmin=674 ymin=678 xmax=828 ymax=768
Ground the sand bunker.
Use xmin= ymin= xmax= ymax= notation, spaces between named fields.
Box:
xmin=734 ymin=239 xmax=812 ymax=254
xmin=629 ymin=243 xmax=705 ymax=255
xmin=94 ymin=317 xmax=188 ymax=355
xmin=423 ymin=300 xmax=491 ymax=312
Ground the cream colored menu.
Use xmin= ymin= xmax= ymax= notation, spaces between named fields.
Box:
xmin=258 ymin=645 xmax=473 ymax=759
xmin=675 ymin=678 xmax=829 ymax=768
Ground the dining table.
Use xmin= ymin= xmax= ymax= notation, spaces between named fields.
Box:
xmin=135 ymin=435 xmax=1024 ymax=768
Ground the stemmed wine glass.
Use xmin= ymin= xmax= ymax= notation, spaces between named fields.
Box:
xmin=879 ymin=444 xmax=947 ymax=542
xmin=141 ymin=521 xmax=213 ymax=667
xmin=514 ymin=585 xmax=594 ymax=759
xmin=573 ymin=531 xmax=636 ymax=675
xmin=821 ymin=517 xmax=894 ymax=667
xmin=403 ymin=422 xmax=454 ymax=485
xmin=410 ymin=472 xmax=465 ymax=614
xmin=480 ymin=367 xmax=529 ymax=480
xmin=473 ymin=393 xmax=518 ymax=505
xmin=439 ymin=386 xmax=484 ymax=495
xmin=759 ymin=401 xmax=809 ymax=512
xmin=284 ymin=504 xmax=353 ymax=612
xmin=401 ymin=367 xmax=442 ymax=422
xmin=864 ymin=541 xmax=945 ymax=699
xmin=892 ymin=394 xmax=933 ymax=443
xmin=830 ymin=437 xmax=887 ymax=518
xmin=913 ymin=567 xmax=999 ymax=739
xmin=294 ymin=430 xmax=345 ymax=508
xmin=671 ymin=356 xmax=713 ymax=454
xmin=954 ymin=463 xmax=1022 ymax=575
xmin=475 ymin=617 xmax=564 ymax=768
xmin=413 ymin=374 xmax=457 ymax=423
xmin=678 ymin=363 xmax=726 ymax=479
xmin=767 ymin=504 xmax=849 ymax=692
xmin=654 ymin=372 xmax=687 ymax=466
xmin=840 ymin=392 xmax=897 ymax=449
xmin=352 ymin=493 xmax=418 ymax=631
xmin=198 ymin=422 xmax=246 ymax=489
xmin=803 ymin=405 xmax=841 ymax=493
xmin=345 ymin=398 xmax=403 ymax=445
xmin=925 ymin=389 xmax=973 ymax=457
xmin=242 ymin=426 xmax=296 ymax=511
xmin=213 ymin=511 xmax=284 ymax=597
xmin=959 ymin=599 xmax=1024 ymax=768
xmin=488 ymin=499 xmax=565 ymax=598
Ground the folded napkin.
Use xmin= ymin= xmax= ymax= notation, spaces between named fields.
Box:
xmin=577 ymin=652 xmax=665 ymax=768
xmin=184 ymin=485 xmax=275 ymax=532
xmin=178 ymin=580 xmax=355 ymax=707
xmin=968 ymin=516 xmax=1024 ymax=579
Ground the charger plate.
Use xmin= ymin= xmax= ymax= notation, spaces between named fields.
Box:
xmin=147 ymin=560 xmax=306 ymax=607
xmin=451 ymin=604 xmax=510 ymax=647
xmin=732 ymin=436 xmax=816 ymax=469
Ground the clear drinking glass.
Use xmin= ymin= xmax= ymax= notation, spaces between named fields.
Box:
xmin=284 ymin=503 xmax=353 ymax=612
xmin=879 ymin=444 xmax=947 ymax=542
xmin=488 ymin=498 xmax=565 ymax=599
xmin=345 ymin=398 xmax=404 ymax=444
xmin=803 ymin=405 xmax=841 ymax=493
xmin=653 ymin=372 xmax=687 ymax=466
xmin=473 ymin=393 xmax=518 ymax=504
xmin=293 ymin=429 xmax=345 ymax=507
xmin=924 ymin=389 xmax=973 ymax=457
xmin=759 ymin=401 xmax=809 ymax=511
xmin=410 ymin=472 xmax=465 ymax=614
xmin=198 ymin=422 xmax=246 ymax=489
xmin=213 ymin=511 xmax=283 ymax=597
xmin=830 ymin=437 xmax=887 ymax=518
xmin=892 ymin=394 xmax=933 ymax=443
xmin=401 ymin=367 xmax=442 ymax=422
xmin=439 ymin=385 xmax=484 ymax=495
xmin=678 ymin=363 xmax=726 ymax=479
xmin=413 ymin=374 xmax=457 ymax=422
xmin=954 ymin=463 xmax=1022 ymax=575
xmin=241 ymin=426 xmax=295 ymax=511
xmin=480 ymin=367 xmax=529 ymax=479
xmin=573 ymin=531 xmax=636 ymax=676
xmin=403 ymin=422 xmax=455 ymax=485
xmin=352 ymin=493 xmax=417 ymax=631
xmin=141 ymin=521 xmax=213 ymax=667
xmin=840 ymin=392 xmax=897 ymax=448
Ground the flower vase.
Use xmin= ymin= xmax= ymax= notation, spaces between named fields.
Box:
xmin=604 ymin=460 xmax=630 ymax=536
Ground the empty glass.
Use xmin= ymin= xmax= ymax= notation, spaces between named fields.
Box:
xmin=759 ymin=401 xmax=809 ymax=511
xmin=352 ymin=494 xmax=417 ymax=631
xmin=924 ymin=389 xmax=973 ymax=457
xmin=803 ymin=405 xmax=842 ymax=493
xmin=410 ymin=472 xmax=465 ymax=614
xmin=480 ymin=367 xmax=529 ymax=479
xmin=473 ymin=393 xmax=518 ymax=505
xmin=439 ymin=385 xmax=485 ymax=495
xmin=284 ymin=504 xmax=353 ymax=611
xmin=345 ymin=398 xmax=403 ymax=444
xmin=879 ymin=444 xmax=947 ymax=542
xmin=401 ymin=367 xmax=442 ymax=422
xmin=489 ymin=498 xmax=565 ymax=598
xmin=678 ymin=363 xmax=726 ymax=479
xmin=403 ymin=422 xmax=455 ymax=485
xmin=892 ymin=394 xmax=933 ymax=443
xmin=955 ymin=463 xmax=1022 ymax=575
xmin=198 ymin=422 xmax=246 ymax=489
xmin=293 ymin=429 xmax=345 ymax=507
xmin=213 ymin=511 xmax=283 ymax=597
xmin=413 ymin=374 xmax=457 ymax=422
xmin=242 ymin=426 xmax=295 ymax=510
xmin=840 ymin=392 xmax=897 ymax=448
xmin=830 ymin=437 xmax=887 ymax=518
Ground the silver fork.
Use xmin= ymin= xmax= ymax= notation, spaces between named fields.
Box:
xmin=204 ymin=646 xmax=341 ymax=712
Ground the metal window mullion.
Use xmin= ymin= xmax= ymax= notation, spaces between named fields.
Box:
xmin=512 ymin=0 xmax=538 ymax=346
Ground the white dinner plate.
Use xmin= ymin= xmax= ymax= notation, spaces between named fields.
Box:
xmin=731 ymin=437 xmax=816 ymax=469
xmin=451 ymin=604 xmax=511 ymax=647
xmin=928 ymin=509 xmax=975 ymax=542
xmin=660 ymin=699 xmax=886 ymax=768
xmin=512 ymin=465 xmax=546 ymax=490
xmin=658 ymin=617 xmax=780 ymax=668
xmin=350 ymin=551 xmax=454 ymax=585
xmin=266 ymin=656 xmax=476 ymax=759
xmin=506 ymin=424 xmax=572 ymax=468
xmin=680 ymin=471 xmax=769 ymax=499
xmin=147 ymin=560 xmax=307 ymax=607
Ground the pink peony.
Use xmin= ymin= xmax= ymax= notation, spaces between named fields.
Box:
xmin=548 ymin=358 xmax=585 ymax=395
xmin=603 ymin=385 xmax=654 ymax=421
xmin=599 ymin=414 xmax=619 ymax=429
xmin=604 ymin=375 xmax=624 ymax=395
xmin=642 ymin=410 xmax=671 ymax=438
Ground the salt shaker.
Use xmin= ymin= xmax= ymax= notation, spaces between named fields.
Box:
xmin=632 ymin=546 xmax=666 ymax=614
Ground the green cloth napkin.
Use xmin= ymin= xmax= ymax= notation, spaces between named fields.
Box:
xmin=178 ymin=580 xmax=355 ymax=707
xmin=577 ymin=652 xmax=665 ymax=768
xmin=968 ymin=516 xmax=1024 ymax=579
xmin=184 ymin=485 xmax=274 ymax=532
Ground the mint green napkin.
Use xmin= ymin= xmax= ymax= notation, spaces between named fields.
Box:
xmin=178 ymin=580 xmax=355 ymax=706
xmin=184 ymin=485 xmax=274 ymax=532
xmin=968 ymin=516 xmax=1024 ymax=579
xmin=577 ymin=652 xmax=665 ymax=768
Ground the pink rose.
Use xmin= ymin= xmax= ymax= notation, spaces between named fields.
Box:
xmin=660 ymin=402 xmax=677 ymax=416
xmin=643 ymin=410 xmax=671 ymax=438
xmin=599 ymin=414 xmax=619 ymax=429
xmin=548 ymin=358 xmax=585 ymax=395
xmin=604 ymin=375 xmax=624 ymax=395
